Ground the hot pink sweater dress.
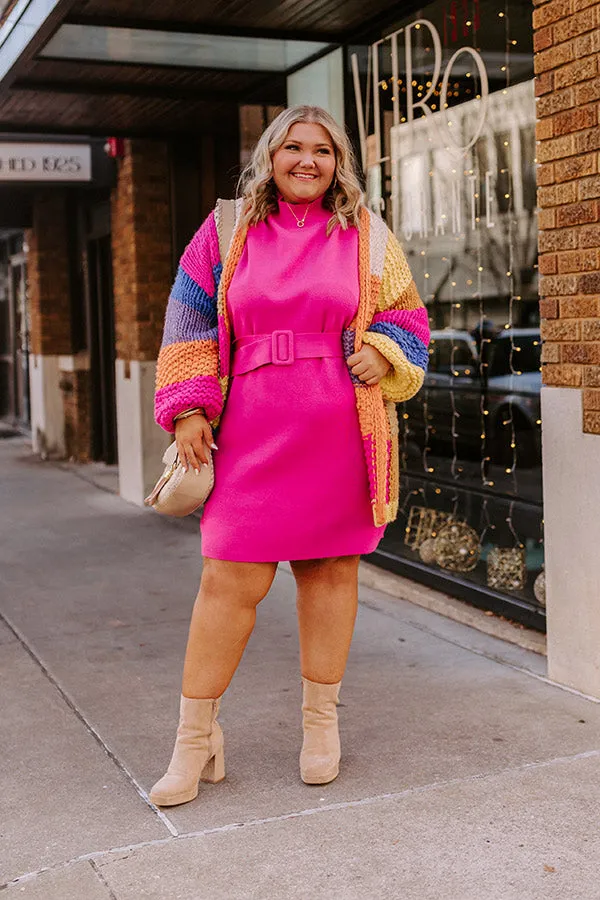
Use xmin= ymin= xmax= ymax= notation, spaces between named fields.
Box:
xmin=200 ymin=198 xmax=386 ymax=561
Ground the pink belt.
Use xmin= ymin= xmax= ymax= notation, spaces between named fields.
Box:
xmin=231 ymin=330 xmax=344 ymax=376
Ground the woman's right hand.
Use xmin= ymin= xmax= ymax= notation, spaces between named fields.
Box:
xmin=175 ymin=413 xmax=217 ymax=473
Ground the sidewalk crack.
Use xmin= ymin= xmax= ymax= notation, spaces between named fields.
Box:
xmin=0 ymin=609 xmax=178 ymax=839
xmin=89 ymin=860 xmax=119 ymax=900
xmin=5 ymin=745 xmax=600 ymax=891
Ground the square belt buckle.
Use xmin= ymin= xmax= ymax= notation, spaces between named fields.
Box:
xmin=271 ymin=330 xmax=294 ymax=365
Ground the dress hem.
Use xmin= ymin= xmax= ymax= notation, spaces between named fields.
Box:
xmin=199 ymin=537 xmax=384 ymax=563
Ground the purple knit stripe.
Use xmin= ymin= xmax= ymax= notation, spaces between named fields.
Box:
xmin=342 ymin=329 xmax=355 ymax=359
xmin=180 ymin=212 xmax=220 ymax=296
xmin=161 ymin=298 xmax=217 ymax=348
xmin=342 ymin=330 xmax=362 ymax=385
xmin=154 ymin=376 xmax=223 ymax=433
xmin=371 ymin=307 xmax=430 ymax=346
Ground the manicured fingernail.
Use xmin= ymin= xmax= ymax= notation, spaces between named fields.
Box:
xmin=202 ymin=462 xmax=209 ymax=467
xmin=195 ymin=468 xmax=200 ymax=475
xmin=182 ymin=465 xmax=188 ymax=472
xmin=210 ymin=443 xmax=218 ymax=450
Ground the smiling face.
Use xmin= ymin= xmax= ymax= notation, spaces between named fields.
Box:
xmin=271 ymin=121 xmax=336 ymax=204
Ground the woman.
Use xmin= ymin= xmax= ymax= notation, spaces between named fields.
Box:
xmin=150 ymin=105 xmax=429 ymax=807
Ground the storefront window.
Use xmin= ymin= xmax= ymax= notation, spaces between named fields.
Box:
xmin=349 ymin=0 xmax=543 ymax=622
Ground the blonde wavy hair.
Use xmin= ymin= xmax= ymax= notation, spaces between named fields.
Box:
xmin=237 ymin=105 xmax=364 ymax=235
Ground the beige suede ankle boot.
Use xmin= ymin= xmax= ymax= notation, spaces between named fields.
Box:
xmin=300 ymin=677 xmax=342 ymax=785
xmin=149 ymin=695 xmax=225 ymax=807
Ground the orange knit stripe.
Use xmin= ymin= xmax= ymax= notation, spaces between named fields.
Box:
xmin=214 ymin=221 xmax=249 ymax=422
xmin=370 ymin=273 xmax=381 ymax=304
xmin=217 ymin=222 xmax=248 ymax=335
xmin=355 ymin=207 xmax=373 ymax=350
xmin=372 ymin=388 xmax=391 ymax=525
xmin=156 ymin=340 xmax=218 ymax=389
xmin=355 ymin=384 xmax=391 ymax=526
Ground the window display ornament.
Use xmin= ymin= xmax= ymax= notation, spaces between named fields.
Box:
xmin=487 ymin=546 xmax=526 ymax=592
xmin=419 ymin=537 xmax=438 ymax=564
xmin=486 ymin=500 xmax=527 ymax=591
xmin=405 ymin=505 xmax=459 ymax=550
xmin=533 ymin=570 xmax=546 ymax=607
xmin=433 ymin=522 xmax=481 ymax=572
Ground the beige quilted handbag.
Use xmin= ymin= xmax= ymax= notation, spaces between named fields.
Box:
xmin=144 ymin=440 xmax=214 ymax=517
xmin=144 ymin=198 xmax=236 ymax=517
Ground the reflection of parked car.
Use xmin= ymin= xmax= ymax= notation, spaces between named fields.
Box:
xmin=405 ymin=328 xmax=542 ymax=467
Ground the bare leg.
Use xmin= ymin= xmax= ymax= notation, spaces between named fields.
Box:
xmin=181 ymin=558 xmax=278 ymax=699
xmin=291 ymin=555 xmax=360 ymax=684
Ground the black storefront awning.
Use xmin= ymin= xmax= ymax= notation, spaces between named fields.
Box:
xmin=0 ymin=0 xmax=418 ymax=137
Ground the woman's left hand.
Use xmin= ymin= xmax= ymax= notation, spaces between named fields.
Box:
xmin=347 ymin=344 xmax=391 ymax=385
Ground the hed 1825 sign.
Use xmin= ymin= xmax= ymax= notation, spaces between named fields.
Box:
xmin=0 ymin=143 xmax=92 ymax=182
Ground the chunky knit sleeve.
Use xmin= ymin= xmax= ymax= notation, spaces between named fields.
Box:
xmin=154 ymin=212 xmax=223 ymax=433
xmin=362 ymin=227 xmax=429 ymax=403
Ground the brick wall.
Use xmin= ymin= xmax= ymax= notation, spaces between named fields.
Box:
xmin=61 ymin=369 xmax=91 ymax=462
xmin=533 ymin=0 xmax=600 ymax=433
xmin=111 ymin=140 xmax=172 ymax=362
xmin=26 ymin=191 xmax=73 ymax=358
xmin=26 ymin=191 xmax=93 ymax=461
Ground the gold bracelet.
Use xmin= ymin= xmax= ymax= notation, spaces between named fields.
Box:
xmin=173 ymin=407 xmax=206 ymax=422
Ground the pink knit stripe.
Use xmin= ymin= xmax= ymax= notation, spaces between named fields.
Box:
xmin=180 ymin=212 xmax=220 ymax=296
xmin=385 ymin=439 xmax=392 ymax=503
xmin=371 ymin=306 xmax=430 ymax=346
xmin=155 ymin=376 xmax=223 ymax=433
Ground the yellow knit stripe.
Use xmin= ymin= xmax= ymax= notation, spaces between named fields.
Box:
xmin=375 ymin=237 xmax=420 ymax=313
xmin=362 ymin=331 xmax=425 ymax=403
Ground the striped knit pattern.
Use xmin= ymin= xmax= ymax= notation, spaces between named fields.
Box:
xmin=154 ymin=201 xmax=429 ymax=526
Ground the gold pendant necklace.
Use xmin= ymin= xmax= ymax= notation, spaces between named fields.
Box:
xmin=285 ymin=200 xmax=313 ymax=228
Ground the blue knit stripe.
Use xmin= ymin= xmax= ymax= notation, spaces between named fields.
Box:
xmin=170 ymin=266 xmax=217 ymax=318
xmin=366 ymin=322 xmax=429 ymax=372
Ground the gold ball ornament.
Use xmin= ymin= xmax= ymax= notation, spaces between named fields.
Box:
xmin=487 ymin=547 xmax=526 ymax=592
xmin=533 ymin=571 xmax=546 ymax=607
xmin=433 ymin=523 xmax=481 ymax=572
xmin=419 ymin=537 xmax=437 ymax=564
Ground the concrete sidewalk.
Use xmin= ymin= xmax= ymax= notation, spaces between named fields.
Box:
xmin=1 ymin=436 xmax=600 ymax=900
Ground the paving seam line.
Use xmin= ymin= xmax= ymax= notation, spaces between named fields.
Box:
xmin=380 ymin=612 xmax=600 ymax=706
xmin=5 ymin=746 xmax=600 ymax=890
xmin=88 ymin=859 xmax=119 ymax=900
xmin=0 ymin=608 xmax=179 ymax=838
xmin=279 ymin=562 xmax=548 ymax=683
xmin=280 ymin=562 xmax=600 ymax=706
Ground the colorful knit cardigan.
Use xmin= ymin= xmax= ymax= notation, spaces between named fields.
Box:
xmin=155 ymin=201 xmax=429 ymax=526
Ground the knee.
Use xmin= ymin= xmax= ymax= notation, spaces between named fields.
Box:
xmin=200 ymin=558 xmax=276 ymax=609
xmin=291 ymin=555 xmax=359 ymax=587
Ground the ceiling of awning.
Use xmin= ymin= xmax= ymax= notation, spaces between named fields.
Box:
xmin=0 ymin=0 xmax=409 ymax=137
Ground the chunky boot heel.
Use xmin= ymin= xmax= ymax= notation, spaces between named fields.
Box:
xmin=300 ymin=677 xmax=342 ymax=785
xmin=150 ymin=695 xmax=225 ymax=807
xmin=200 ymin=743 xmax=225 ymax=783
